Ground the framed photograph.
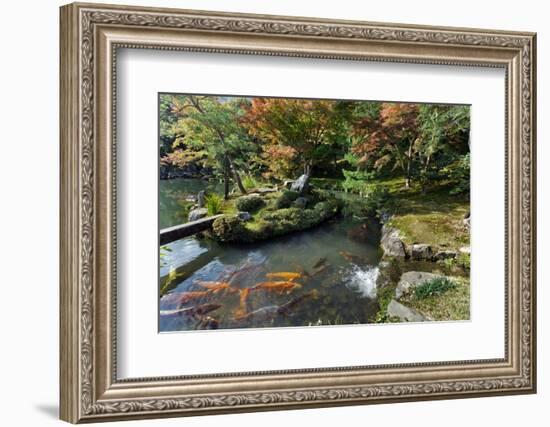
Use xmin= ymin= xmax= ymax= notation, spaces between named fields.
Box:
xmin=60 ymin=2 xmax=537 ymax=423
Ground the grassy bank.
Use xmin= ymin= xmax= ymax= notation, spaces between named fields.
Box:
xmin=373 ymin=176 xmax=470 ymax=251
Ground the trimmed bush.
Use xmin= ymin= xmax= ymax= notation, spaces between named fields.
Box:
xmin=235 ymin=194 xmax=264 ymax=212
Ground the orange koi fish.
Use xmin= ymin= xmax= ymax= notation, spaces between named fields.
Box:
xmin=195 ymin=281 xmax=236 ymax=293
xmin=252 ymin=281 xmax=302 ymax=293
xmin=234 ymin=287 xmax=252 ymax=318
xmin=265 ymin=272 xmax=302 ymax=281
xmin=177 ymin=291 xmax=211 ymax=305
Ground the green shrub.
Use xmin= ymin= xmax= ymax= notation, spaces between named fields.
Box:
xmin=235 ymin=193 xmax=264 ymax=212
xmin=242 ymin=175 xmax=259 ymax=190
xmin=274 ymin=190 xmax=299 ymax=209
xmin=361 ymin=184 xmax=390 ymax=214
xmin=342 ymin=169 xmax=377 ymax=193
xmin=205 ymin=193 xmax=223 ymax=215
xmin=441 ymin=153 xmax=470 ymax=195
xmin=414 ymin=277 xmax=456 ymax=300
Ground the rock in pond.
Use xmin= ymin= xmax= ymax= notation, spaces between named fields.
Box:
xmin=387 ymin=300 xmax=427 ymax=322
xmin=395 ymin=271 xmax=445 ymax=300
xmin=411 ymin=243 xmax=433 ymax=261
xmin=381 ymin=225 xmax=406 ymax=258
xmin=188 ymin=207 xmax=208 ymax=222
xmin=237 ymin=211 xmax=252 ymax=221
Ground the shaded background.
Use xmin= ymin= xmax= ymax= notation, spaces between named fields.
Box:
xmin=0 ymin=0 xmax=545 ymax=426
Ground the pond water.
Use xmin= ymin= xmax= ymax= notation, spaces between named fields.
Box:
xmin=159 ymin=178 xmax=223 ymax=229
xmin=159 ymin=178 xmax=383 ymax=332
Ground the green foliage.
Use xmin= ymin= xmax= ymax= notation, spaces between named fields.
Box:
xmin=442 ymin=153 xmax=470 ymax=195
xmin=273 ymin=190 xmax=299 ymax=209
xmin=341 ymin=169 xmax=377 ymax=193
xmin=242 ymin=175 xmax=259 ymax=190
xmin=414 ymin=277 xmax=456 ymax=300
xmin=363 ymin=184 xmax=390 ymax=213
xmin=205 ymin=193 xmax=223 ymax=215
xmin=235 ymin=194 xmax=265 ymax=212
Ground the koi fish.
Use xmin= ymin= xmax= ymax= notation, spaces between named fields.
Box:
xmin=252 ymin=281 xmax=302 ymax=293
xmin=340 ymin=251 xmax=364 ymax=264
xmin=177 ymin=291 xmax=212 ymax=305
xmin=265 ymin=272 xmax=302 ymax=281
xmin=278 ymin=290 xmax=319 ymax=315
xmin=160 ymin=303 xmax=221 ymax=318
xmin=235 ymin=290 xmax=319 ymax=321
xmin=234 ymin=305 xmax=280 ymax=321
xmin=312 ymin=263 xmax=332 ymax=278
xmin=195 ymin=281 xmax=236 ymax=293
xmin=195 ymin=316 xmax=219 ymax=330
xmin=312 ymin=257 xmax=328 ymax=269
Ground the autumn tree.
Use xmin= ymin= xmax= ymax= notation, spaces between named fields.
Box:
xmin=243 ymin=98 xmax=351 ymax=181
xmin=166 ymin=95 xmax=255 ymax=199
xmin=351 ymin=102 xmax=469 ymax=189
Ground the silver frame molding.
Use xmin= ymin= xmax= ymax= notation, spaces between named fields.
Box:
xmin=60 ymin=2 xmax=536 ymax=423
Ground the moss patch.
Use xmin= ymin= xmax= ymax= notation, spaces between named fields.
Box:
xmin=375 ymin=177 xmax=469 ymax=251
xmin=210 ymin=199 xmax=340 ymax=243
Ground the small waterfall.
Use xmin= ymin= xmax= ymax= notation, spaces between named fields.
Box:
xmin=345 ymin=265 xmax=379 ymax=299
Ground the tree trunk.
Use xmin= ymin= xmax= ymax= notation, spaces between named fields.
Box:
xmin=223 ymin=156 xmax=230 ymax=200
xmin=404 ymin=140 xmax=413 ymax=189
xmin=227 ymin=155 xmax=247 ymax=195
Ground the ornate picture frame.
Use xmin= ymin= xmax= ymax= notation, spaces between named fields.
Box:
xmin=60 ymin=2 xmax=536 ymax=423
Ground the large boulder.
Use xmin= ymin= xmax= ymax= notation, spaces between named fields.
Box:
xmin=380 ymin=225 xmax=406 ymax=258
xmin=387 ymin=300 xmax=427 ymax=322
xmin=188 ymin=207 xmax=208 ymax=222
xmin=411 ymin=243 xmax=433 ymax=261
xmin=395 ymin=271 xmax=445 ymax=300
xmin=290 ymin=173 xmax=310 ymax=195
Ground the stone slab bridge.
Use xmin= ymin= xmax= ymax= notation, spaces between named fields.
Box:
xmin=160 ymin=214 xmax=224 ymax=245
